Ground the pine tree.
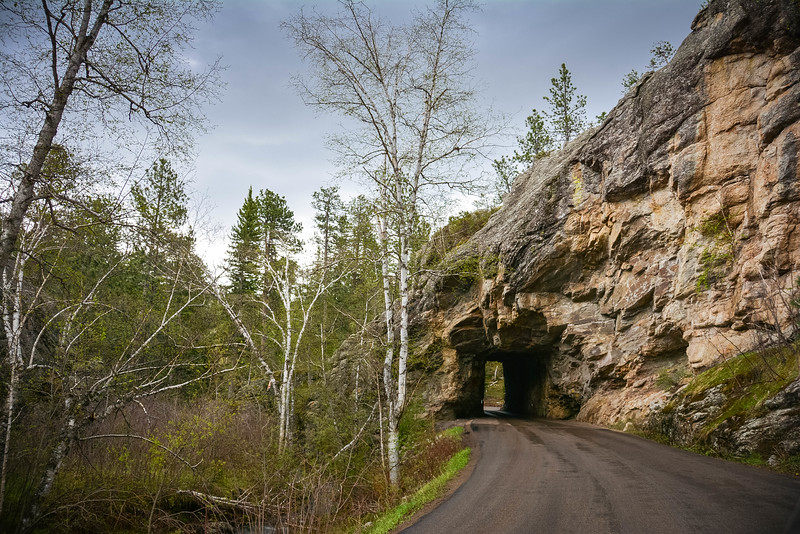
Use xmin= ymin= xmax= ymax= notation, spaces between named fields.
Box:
xmin=514 ymin=109 xmax=552 ymax=165
xmin=257 ymin=189 xmax=301 ymax=262
xmin=227 ymin=187 xmax=262 ymax=294
xmin=648 ymin=40 xmax=675 ymax=70
xmin=312 ymin=186 xmax=344 ymax=267
xmin=131 ymin=158 xmax=189 ymax=258
xmin=543 ymin=63 xmax=587 ymax=147
xmin=490 ymin=108 xmax=554 ymax=204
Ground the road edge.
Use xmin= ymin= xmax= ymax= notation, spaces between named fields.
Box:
xmin=393 ymin=420 xmax=483 ymax=532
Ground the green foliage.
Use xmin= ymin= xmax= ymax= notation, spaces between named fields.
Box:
xmin=678 ymin=346 xmax=799 ymax=440
xmin=424 ymin=208 xmax=497 ymax=268
xmin=489 ymin=109 xmax=554 ymax=206
xmin=398 ymin=400 xmax=433 ymax=454
xmin=516 ymin=108 xmax=555 ymax=164
xmin=226 ymin=186 xmax=302 ymax=295
xmin=621 ymin=68 xmax=641 ymax=92
xmin=648 ymin=40 xmax=675 ymax=70
xmin=311 ymin=186 xmax=345 ymax=266
xmin=439 ymin=425 xmax=465 ymax=440
xmin=543 ymin=63 xmax=587 ymax=147
xmin=131 ymin=158 xmax=189 ymax=249
xmin=484 ymin=361 xmax=505 ymax=407
xmin=361 ymin=431 xmax=470 ymax=534
xmin=227 ymin=187 xmax=263 ymax=294
xmin=438 ymin=251 xmax=501 ymax=289
xmin=655 ymin=365 xmax=691 ymax=390
xmin=445 ymin=254 xmax=481 ymax=284
xmin=695 ymin=211 xmax=735 ymax=292
xmin=620 ymin=40 xmax=674 ymax=93
xmin=408 ymin=339 xmax=444 ymax=374
xmin=257 ymin=187 xmax=302 ymax=257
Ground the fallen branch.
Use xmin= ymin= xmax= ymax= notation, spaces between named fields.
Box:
xmin=175 ymin=489 xmax=258 ymax=512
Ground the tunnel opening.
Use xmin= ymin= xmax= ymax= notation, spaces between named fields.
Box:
xmin=483 ymin=361 xmax=504 ymax=408
xmin=481 ymin=351 xmax=550 ymax=417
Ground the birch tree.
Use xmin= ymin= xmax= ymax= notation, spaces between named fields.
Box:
xmin=0 ymin=0 xmax=221 ymax=337
xmin=0 ymin=198 xmax=236 ymax=529
xmin=283 ymin=0 xmax=496 ymax=485
xmin=215 ymin=229 xmax=346 ymax=452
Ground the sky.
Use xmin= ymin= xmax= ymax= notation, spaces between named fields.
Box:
xmin=188 ymin=0 xmax=704 ymax=267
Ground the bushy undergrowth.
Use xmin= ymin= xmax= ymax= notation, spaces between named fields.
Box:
xmin=3 ymin=393 xmax=464 ymax=533
xmin=421 ymin=208 xmax=497 ymax=268
xmin=356 ymin=426 xmax=469 ymax=534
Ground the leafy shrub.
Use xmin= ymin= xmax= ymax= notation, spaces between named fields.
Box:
xmin=422 ymin=208 xmax=497 ymax=267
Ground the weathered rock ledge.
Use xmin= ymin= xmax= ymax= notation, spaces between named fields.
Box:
xmin=408 ymin=0 xmax=800 ymax=454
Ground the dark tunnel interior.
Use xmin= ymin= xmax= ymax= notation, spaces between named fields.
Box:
xmin=483 ymin=351 xmax=549 ymax=417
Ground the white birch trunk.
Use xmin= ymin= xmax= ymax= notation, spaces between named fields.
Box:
xmin=22 ymin=399 xmax=77 ymax=529
xmin=0 ymin=361 xmax=18 ymax=516
xmin=0 ymin=253 xmax=28 ymax=515
xmin=376 ymin=214 xmax=401 ymax=484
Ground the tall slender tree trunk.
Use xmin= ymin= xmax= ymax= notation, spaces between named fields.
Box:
xmin=0 ymin=0 xmax=113 ymax=274
xmin=397 ymin=234 xmax=410 ymax=418
xmin=0 ymin=254 xmax=28 ymax=516
xmin=376 ymin=214 xmax=400 ymax=484
xmin=0 ymin=362 xmax=19 ymax=516
xmin=22 ymin=399 xmax=78 ymax=531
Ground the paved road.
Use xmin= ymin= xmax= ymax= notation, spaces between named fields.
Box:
xmin=401 ymin=413 xmax=800 ymax=534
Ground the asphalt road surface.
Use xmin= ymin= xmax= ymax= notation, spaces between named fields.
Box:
xmin=401 ymin=412 xmax=800 ymax=534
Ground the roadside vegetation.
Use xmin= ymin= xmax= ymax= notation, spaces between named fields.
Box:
xmin=634 ymin=342 xmax=800 ymax=476
xmin=357 ymin=426 xmax=470 ymax=534
xmin=484 ymin=362 xmax=505 ymax=408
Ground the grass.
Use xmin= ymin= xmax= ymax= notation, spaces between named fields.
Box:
xmin=484 ymin=362 xmax=505 ymax=407
xmin=645 ymin=343 xmax=800 ymax=474
xmin=684 ymin=348 xmax=795 ymax=397
xmin=360 ymin=439 xmax=471 ymax=534
xmin=678 ymin=346 xmax=798 ymax=439
xmin=655 ymin=365 xmax=691 ymax=391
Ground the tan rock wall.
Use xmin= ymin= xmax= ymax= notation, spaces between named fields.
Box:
xmin=412 ymin=0 xmax=800 ymax=427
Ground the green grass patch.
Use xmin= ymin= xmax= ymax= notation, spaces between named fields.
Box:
xmin=439 ymin=425 xmax=465 ymax=440
xmin=484 ymin=362 xmax=505 ymax=407
xmin=361 ymin=446 xmax=471 ymax=534
xmin=684 ymin=347 xmax=797 ymax=398
xmin=655 ymin=365 xmax=691 ymax=391
xmin=678 ymin=345 xmax=799 ymax=439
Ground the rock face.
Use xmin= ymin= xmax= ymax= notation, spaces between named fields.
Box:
xmin=411 ymin=0 xmax=800 ymax=436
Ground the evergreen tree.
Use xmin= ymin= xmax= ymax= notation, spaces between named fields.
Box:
xmin=312 ymin=186 xmax=345 ymax=267
xmin=257 ymin=188 xmax=301 ymax=262
xmin=131 ymin=158 xmax=189 ymax=258
xmin=648 ymin=40 xmax=675 ymax=70
xmin=515 ymin=109 xmax=554 ymax=166
xmin=543 ymin=63 xmax=587 ymax=147
xmin=227 ymin=187 xmax=262 ymax=294
xmin=490 ymin=108 xmax=554 ymax=204
xmin=621 ymin=40 xmax=674 ymax=93
xmin=621 ymin=68 xmax=642 ymax=93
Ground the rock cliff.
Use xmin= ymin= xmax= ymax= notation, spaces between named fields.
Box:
xmin=409 ymin=0 xmax=800 ymax=453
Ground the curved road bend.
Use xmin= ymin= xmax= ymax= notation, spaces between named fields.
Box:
xmin=401 ymin=413 xmax=800 ymax=534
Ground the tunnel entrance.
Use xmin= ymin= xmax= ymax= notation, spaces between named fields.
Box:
xmin=482 ymin=352 xmax=549 ymax=417
xmin=483 ymin=361 xmax=504 ymax=408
